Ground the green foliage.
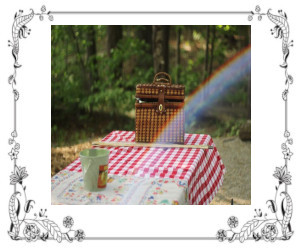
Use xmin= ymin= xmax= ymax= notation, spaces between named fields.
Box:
xmin=52 ymin=26 xmax=154 ymax=117
xmin=213 ymin=119 xmax=246 ymax=137
xmin=188 ymin=118 xmax=246 ymax=138
xmin=223 ymin=79 xmax=248 ymax=106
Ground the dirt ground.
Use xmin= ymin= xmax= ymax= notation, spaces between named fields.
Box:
xmin=210 ymin=137 xmax=251 ymax=205
xmin=51 ymin=136 xmax=250 ymax=205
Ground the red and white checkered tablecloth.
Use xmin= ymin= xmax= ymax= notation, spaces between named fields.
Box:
xmin=64 ymin=131 xmax=225 ymax=205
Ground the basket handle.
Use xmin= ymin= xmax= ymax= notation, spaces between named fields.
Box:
xmin=153 ymin=72 xmax=172 ymax=85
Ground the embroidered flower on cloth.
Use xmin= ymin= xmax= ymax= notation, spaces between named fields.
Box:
xmin=63 ymin=216 xmax=74 ymax=228
xmin=273 ymin=166 xmax=291 ymax=185
xmin=10 ymin=166 xmax=28 ymax=185
xmin=261 ymin=223 xmax=278 ymax=242
xmin=216 ymin=229 xmax=227 ymax=242
xmin=23 ymin=223 xmax=40 ymax=242
xmin=74 ymin=229 xmax=85 ymax=242
xmin=227 ymin=216 xmax=239 ymax=228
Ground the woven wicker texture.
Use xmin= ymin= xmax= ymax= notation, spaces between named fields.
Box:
xmin=135 ymin=72 xmax=185 ymax=144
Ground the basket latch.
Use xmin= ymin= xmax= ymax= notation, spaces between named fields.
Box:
xmin=157 ymin=86 xmax=166 ymax=114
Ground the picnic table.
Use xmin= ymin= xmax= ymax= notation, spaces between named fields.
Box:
xmin=51 ymin=131 xmax=225 ymax=205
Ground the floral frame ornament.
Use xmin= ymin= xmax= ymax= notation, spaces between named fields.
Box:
xmin=6 ymin=4 xmax=294 ymax=243
xmin=218 ymin=6 xmax=294 ymax=243
xmin=7 ymin=5 xmax=85 ymax=243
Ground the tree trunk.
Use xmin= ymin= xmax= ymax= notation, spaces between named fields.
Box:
xmin=152 ymin=25 xmax=169 ymax=73
xmin=83 ymin=26 xmax=99 ymax=113
xmin=107 ymin=25 xmax=123 ymax=82
xmin=107 ymin=25 xmax=123 ymax=56
xmin=136 ymin=25 xmax=152 ymax=69
xmin=137 ymin=25 xmax=152 ymax=53
xmin=69 ymin=26 xmax=88 ymax=89
xmin=87 ymin=26 xmax=99 ymax=90
xmin=204 ymin=25 xmax=210 ymax=81
xmin=176 ymin=27 xmax=181 ymax=82
xmin=209 ymin=26 xmax=216 ymax=76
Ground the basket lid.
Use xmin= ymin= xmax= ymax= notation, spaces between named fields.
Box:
xmin=136 ymin=72 xmax=184 ymax=99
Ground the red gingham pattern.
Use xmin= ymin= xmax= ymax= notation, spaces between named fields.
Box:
xmin=64 ymin=131 xmax=225 ymax=205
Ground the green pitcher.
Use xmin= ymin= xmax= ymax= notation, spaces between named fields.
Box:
xmin=79 ymin=148 xmax=109 ymax=192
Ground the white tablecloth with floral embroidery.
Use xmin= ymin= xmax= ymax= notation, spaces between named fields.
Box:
xmin=51 ymin=169 xmax=188 ymax=205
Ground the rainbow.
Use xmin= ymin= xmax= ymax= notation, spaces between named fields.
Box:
xmin=156 ymin=45 xmax=251 ymax=143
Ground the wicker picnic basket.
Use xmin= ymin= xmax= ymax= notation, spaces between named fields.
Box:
xmin=135 ymin=72 xmax=185 ymax=144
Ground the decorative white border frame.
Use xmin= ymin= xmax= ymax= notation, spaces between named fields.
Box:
xmin=6 ymin=5 xmax=293 ymax=243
